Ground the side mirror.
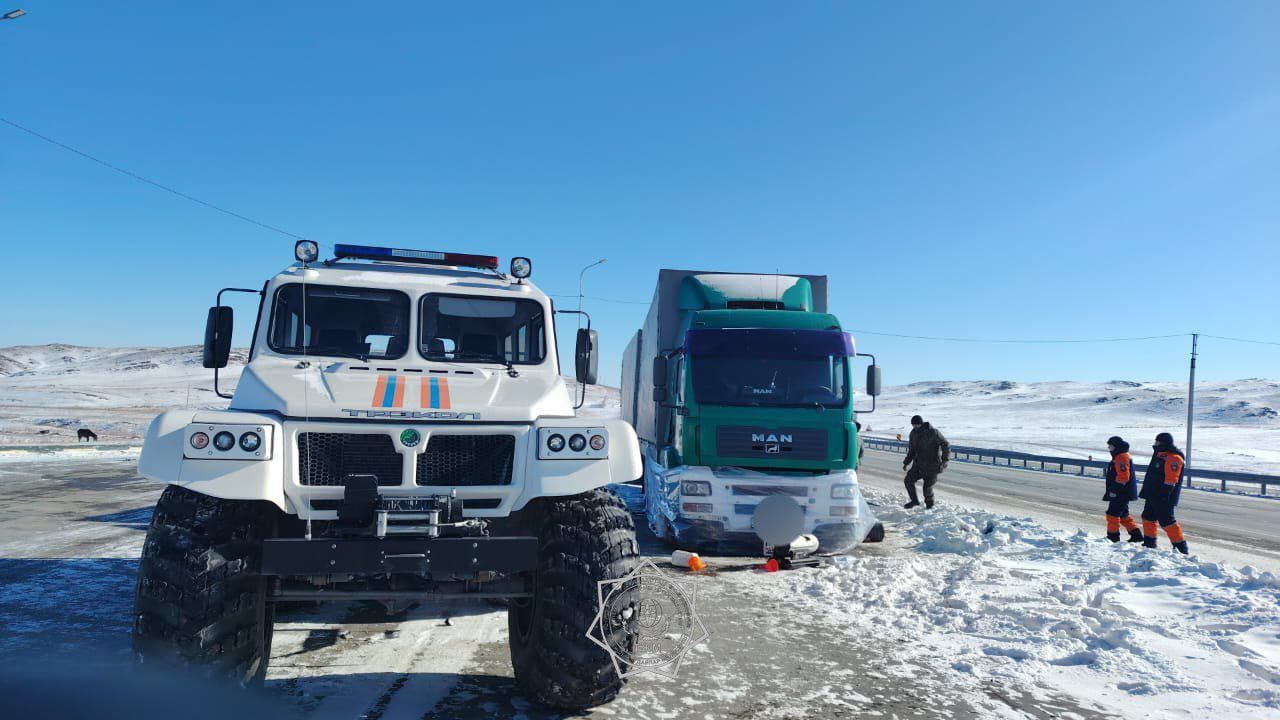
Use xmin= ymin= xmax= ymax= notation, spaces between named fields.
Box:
xmin=652 ymin=355 xmax=668 ymax=387
xmin=203 ymin=306 xmax=234 ymax=369
xmin=652 ymin=386 xmax=667 ymax=403
xmin=575 ymin=328 xmax=598 ymax=385
xmin=866 ymin=364 xmax=882 ymax=397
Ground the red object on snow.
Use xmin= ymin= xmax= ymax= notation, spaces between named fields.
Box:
xmin=764 ymin=558 xmax=779 ymax=572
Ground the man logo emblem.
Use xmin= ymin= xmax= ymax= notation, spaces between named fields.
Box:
xmin=765 ymin=443 xmax=781 ymax=454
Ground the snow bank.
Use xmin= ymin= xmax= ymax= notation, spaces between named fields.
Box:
xmin=759 ymin=489 xmax=1280 ymax=717
xmin=0 ymin=446 xmax=141 ymax=464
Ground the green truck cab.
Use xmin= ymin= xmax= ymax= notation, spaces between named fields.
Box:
xmin=621 ymin=270 xmax=881 ymax=552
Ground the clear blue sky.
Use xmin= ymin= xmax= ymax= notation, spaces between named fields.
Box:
xmin=3 ymin=2 xmax=1278 ymax=385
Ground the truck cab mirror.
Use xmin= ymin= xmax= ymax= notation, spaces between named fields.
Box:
xmin=652 ymin=355 xmax=668 ymax=387
xmin=866 ymin=364 xmax=882 ymax=397
xmin=575 ymin=328 xmax=598 ymax=385
xmin=203 ymin=306 xmax=234 ymax=369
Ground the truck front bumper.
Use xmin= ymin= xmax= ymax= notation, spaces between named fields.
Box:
xmin=260 ymin=536 xmax=538 ymax=576
xmin=645 ymin=462 xmax=879 ymax=553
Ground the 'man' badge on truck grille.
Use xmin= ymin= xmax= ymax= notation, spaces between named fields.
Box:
xmin=716 ymin=426 xmax=828 ymax=461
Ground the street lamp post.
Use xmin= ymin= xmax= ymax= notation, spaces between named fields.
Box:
xmin=577 ymin=258 xmax=607 ymax=322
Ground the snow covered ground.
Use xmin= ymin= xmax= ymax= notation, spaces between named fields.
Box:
xmin=866 ymin=379 xmax=1280 ymax=475
xmin=746 ymin=487 xmax=1280 ymax=717
xmin=0 ymin=344 xmax=246 ymax=447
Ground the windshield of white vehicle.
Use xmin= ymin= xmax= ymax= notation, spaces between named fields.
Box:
xmin=686 ymin=328 xmax=851 ymax=407
xmin=268 ymin=284 xmax=411 ymax=360
xmin=419 ymin=294 xmax=547 ymax=365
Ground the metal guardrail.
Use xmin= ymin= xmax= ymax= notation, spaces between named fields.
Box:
xmin=864 ymin=437 xmax=1276 ymax=497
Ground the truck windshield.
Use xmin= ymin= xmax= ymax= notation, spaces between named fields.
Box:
xmin=268 ymin=284 xmax=412 ymax=360
xmin=685 ymin=328 xmax=851 ymax=407
xmin=419 ymin=294 xmax=547 ymax=365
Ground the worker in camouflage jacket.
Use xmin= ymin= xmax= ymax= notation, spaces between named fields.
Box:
xmin=1139 ymin=432 xmax=1189 ymax=554
xmin=1102 ymin=436 xmax=1143 ymax=543
xmin=903 ymin=415 xmax=949 ymax=509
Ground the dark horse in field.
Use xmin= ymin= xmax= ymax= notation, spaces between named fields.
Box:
xmin=77 ymin=428 xmax=98 ymax=442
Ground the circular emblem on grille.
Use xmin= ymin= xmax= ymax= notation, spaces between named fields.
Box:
xmin=399 ymin=428 xmax=421 ymax=447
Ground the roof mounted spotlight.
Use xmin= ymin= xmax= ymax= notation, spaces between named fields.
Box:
xmin=295 ymin=240 xmax=319 ymax=264
xmin=510 ymin=257 xmax=532 ymax=280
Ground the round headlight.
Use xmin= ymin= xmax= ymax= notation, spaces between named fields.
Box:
xmin=547 ymin=433 xmax=565 ymax=452
xmin=589 ymin=434 xmax=606 ymax=451
xmin=295 ymin=240 xmax=319 ymax=263
xmin=569 ymin=434 xmax=587 ymax=452
xmin=510 ymin=257 xmax=532 ymax=279
xmin=190 ymin=432 xmax=209 ymax=450
xmin=239 ymin=432 xmax=262 ymax=452
xmin=213 ymin=431 xmax=236 ymax=451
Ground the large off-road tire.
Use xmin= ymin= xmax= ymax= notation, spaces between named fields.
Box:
xmin=508 ymin=488 xmax=641 ymax=709
xmin=132 ymin=485 xmax=275 ymax=685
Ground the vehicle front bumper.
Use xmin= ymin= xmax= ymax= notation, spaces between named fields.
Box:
xmin=646 ymin=463 xmax=878 ymax=553
xmin=260 ymin=536 xmax=538 ymax=576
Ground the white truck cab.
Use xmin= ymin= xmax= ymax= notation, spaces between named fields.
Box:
xmin=131 ymin=242 xmax=644 ymax=710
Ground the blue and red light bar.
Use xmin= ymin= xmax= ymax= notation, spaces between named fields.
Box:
xmin=333 ymin=244 xmax=499 ymax=270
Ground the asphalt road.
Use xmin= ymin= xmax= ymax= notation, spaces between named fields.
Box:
xmin=0 ymin=457 xmax=1121 ymax=719
xmin=857 ymin=449 xmax=1280 ymax=571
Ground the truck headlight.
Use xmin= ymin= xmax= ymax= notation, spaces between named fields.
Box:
xmin=831 ymin=485 xmax=857 ymax=499
xmin=184 ymin=424 xmax=273 ymax=460
xmin=681 ymin=480 xmax=712 ymax=496
xmin=537 ymin=427 xmax=608 ymax=459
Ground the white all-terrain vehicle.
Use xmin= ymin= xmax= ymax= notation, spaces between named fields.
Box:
xmin=131 ymin=241 xmax=643 ymax=709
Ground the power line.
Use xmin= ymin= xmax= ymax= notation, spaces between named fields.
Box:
xmin=1201 ymin=334 xmax=1280 ymax=347
xmin=549 ymin=293 xmax=650 ymax=305
xmin=847 ymin=330 xmax=1190 ymax=345
xmin=1 ymin=117 xmax=306 ymax=239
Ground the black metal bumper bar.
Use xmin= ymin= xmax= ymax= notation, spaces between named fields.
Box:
xmin=260 ymin=536 xmax=539 ymax=576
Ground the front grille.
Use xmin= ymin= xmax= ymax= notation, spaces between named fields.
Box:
xmin=416 ymin=435 xmax=515 ymax=486
xmin=731 ymin=484 xmax=809 ymax=497
xmin=716 ymin=426 xmax=829 ymax=462
xmin=297 ymin=433 xmax=403 ymax=487
xmin=735 ymin=503 xmax=808 ymax=516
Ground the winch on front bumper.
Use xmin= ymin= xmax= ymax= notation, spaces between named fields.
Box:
xmin=260 ymin=476 xmax=538 ymax=600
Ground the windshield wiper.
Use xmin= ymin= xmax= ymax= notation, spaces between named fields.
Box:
xmin=439 ymin=351 xmax=520 ymax=377
xmin=305 ymin=346 xmax=371 ymax=362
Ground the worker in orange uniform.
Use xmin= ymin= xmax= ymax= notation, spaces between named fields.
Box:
xmin=1102 ymin=436 xmax=1143 ymax=543
xmin=1139 ymin=432 xmax=1189 ymax=554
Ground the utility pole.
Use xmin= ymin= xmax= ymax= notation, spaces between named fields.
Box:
xmin=1184 ymin=333 xmax=1198 ymax=487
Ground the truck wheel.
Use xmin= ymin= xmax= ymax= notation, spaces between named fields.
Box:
xmin=132 ymin=485 xmax=275 ymax=686
xmin=509 ymin=488 xmax=641 ymax=709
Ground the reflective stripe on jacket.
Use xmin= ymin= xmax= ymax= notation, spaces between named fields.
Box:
xmin=1103 ymin=451 xmax=1138 ymax=501
xmin=1140 ymin=449 xmax=1184 ymax=506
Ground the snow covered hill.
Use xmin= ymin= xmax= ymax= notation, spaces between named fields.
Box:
xmin=2 ymin=345 xmax=1276 ymax=473
xmin=866 ymin=379 xmax=1280 ymax=474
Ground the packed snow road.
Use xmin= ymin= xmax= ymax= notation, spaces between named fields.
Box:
xmin=858 ymin=449 xmax=1280 ymax=572
xmin=3 ymin=455 xmax=1277 ymax=718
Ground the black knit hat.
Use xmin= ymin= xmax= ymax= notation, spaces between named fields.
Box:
xmin=910 ymin=415 xmax=923 ymax=425
xmin=1106 ymin=436 xmax=1125 ymax=447
xmin=1155 ymin=432 xmax=1175 ymax=446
